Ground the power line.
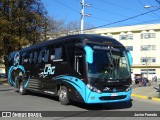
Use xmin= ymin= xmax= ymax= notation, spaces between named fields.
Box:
xmin=50 ymin=13 xmax=160 ymax=35
xmin=85 ymin=8 xmax=160 ymax=30
xmin=50 ymin=1 xmax=160 ymax=35
xmin=100 ymin=0 xmax=142 ymax=13
xmin=90 ymin=6 xmax=127 ymax=18
xmin=155 ymin=0 xmax=160 ymax=4
xmin=54 ymin=0 xmax=79 ymax=14
xmin=137 ymin=0 xmax=160 ymax=18
xmin=51 ymin=19 xmax=160 ymax=39
xmin=91 ymin=16 xmax=112 ymax=22
xmin=117 ymin=18 xmax=160 ymax=28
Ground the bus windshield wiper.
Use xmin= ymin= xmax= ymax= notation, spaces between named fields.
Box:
xmin=107 ymin=46 xmax=121 ymax=79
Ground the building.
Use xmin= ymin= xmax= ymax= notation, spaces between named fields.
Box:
xmin=87 ymin=23 xmax=160 ymax=80
xmin=0 ymin=64 xmax=5 ymax=74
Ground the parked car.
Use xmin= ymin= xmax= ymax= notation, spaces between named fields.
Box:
xmin=134 ymin=74 xmax=142 ymax=84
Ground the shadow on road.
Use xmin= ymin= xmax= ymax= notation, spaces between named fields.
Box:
xmin=14 ymin=90 xmax=132 ymax=110
xmin=70 ymin=100 xmax=133 ymax=110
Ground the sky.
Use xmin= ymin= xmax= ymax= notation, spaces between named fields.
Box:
xmin=42 ymin=0 xmax=160 ymax=29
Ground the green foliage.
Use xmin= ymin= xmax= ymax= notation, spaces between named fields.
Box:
xmin=0 ymin=0 xmax=48 ymax=72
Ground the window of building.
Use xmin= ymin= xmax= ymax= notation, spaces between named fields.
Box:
xmin=120 ymin=35 xmax=127 ymax=40
xmin=141 ymin=69 xmax=156 ymax=74
xmin=119 ymin=34 xmax=133 ymax=40
xmin=141 ymin=33 xmax=156 ymax=39
xmin=125 ymin=46 xmax=133 ymax=51
xmin=140 ymin=57 xmax=156 ymax=63
xmin=141 ymin=45 xmax=156 ymax=51
xmin=127 ymin=34 xmax=133 ymax=40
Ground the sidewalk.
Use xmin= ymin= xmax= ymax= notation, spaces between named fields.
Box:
xmin=132 ymin=80 xmax=160 ymax=101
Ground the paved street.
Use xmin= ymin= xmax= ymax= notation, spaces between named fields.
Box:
xmin=0 ymin=85 xmax=160 ymax=120
xmin=0 ymin=85 xmax=160 ymax=111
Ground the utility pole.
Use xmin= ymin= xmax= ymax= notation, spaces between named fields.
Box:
xmin=80 ymin=0 xmax=84 ymax=34
xmin=80 ymin=0 xmax=91 ymax=34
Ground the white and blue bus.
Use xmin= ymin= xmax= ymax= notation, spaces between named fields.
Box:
xmin=8 ymin=34 xmax=132 ymax=105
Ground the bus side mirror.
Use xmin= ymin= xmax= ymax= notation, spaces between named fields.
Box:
xmin=127 ymin=50 xmax=132 ymax=66
xmin=84 ymin=46 xmax=93 ymax=64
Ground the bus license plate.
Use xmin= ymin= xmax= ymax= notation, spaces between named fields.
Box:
xmin=111 ymin=93 xmax=118 ymax=96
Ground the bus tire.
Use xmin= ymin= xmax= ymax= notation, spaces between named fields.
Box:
xmin=19 ymin=81 xmax=26 ymax=95
xmin=59 ymin=86 xmax=70 ymax=105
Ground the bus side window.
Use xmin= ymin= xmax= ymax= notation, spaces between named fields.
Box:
xmin=66 ymin=45 xmax=75 ymax=67
xmin=50 ymin=49 xmax=55 ymax=61
xmin=38 ymin=47 xmax=49 ymax=63
xmin=22 ymin=52 xmax=26 ymax=64
xmin=55 ymin=47 xmax=62 ymax=60
xmin=38 ymin=48 xmax=45 ymax=63
xmin=43 ymin=49 xmax=49 ymax=62
xmin=24 ymin=53 xmax=30 ymax=64
xmin=29 ymin=52 xmax=33 ymax=63
xmin=33 ymin=51 xmax=38 ymax=63
xmin=50 ymin=47 xmax=66 ymax=62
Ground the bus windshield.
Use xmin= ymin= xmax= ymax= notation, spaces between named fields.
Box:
xmin=88 ymin=45 xmax=130 ymax=80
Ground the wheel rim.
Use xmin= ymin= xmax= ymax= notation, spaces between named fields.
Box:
xmin=59 ymin=89 xmax=67 ymax=100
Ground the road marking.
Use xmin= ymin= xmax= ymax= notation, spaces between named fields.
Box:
xmin=132 ymin=94 xmax=148 ymax=99
xmin=131 ymin=94 xmax=160 ymax=102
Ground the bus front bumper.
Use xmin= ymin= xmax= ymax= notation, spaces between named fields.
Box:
xmin=85 ymin=90 xmax=132 ymax=104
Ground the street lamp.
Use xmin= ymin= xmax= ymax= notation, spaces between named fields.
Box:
xmin=144 ymin=5 xmax=159 ymax=8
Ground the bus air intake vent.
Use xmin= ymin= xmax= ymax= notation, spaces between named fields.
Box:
xmin=99 ymin=95 xmax=127 ymax=100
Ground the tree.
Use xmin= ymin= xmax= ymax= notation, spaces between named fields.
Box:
xmin=45 ymin=18 xmax=94 ymax=38
xmin=0 ymin=0 xmax=48 ymax=73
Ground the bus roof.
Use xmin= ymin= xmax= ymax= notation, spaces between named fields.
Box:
xmin=20 ymin=34 xmax=124 ymax=52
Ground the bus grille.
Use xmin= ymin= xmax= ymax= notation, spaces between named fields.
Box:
xmin=99 ymin=95 xmax=127 ymax=100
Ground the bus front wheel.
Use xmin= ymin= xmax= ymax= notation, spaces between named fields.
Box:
xmin=59 ymin=86 xmax=70 ymax=105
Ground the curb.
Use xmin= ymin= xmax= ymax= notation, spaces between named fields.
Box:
xmin=131 ymin=94 xmax=160 ymax=102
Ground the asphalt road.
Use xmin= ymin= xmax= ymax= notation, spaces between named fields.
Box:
xmin=0 ymin=85 xmax=160 ymax=120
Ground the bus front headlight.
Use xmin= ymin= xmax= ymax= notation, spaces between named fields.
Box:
xmin=87 ymin=84 xmax=102 ymax=94
xmin=126 ymin=85 xmax=132 ymax=92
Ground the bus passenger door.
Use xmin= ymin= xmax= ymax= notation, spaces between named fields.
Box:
xmin=74 ymin=52 xmax=87 ymax=102
xmin=74 ymin=52 xmax=85 ymax=77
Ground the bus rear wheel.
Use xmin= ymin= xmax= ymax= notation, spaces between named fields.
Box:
xmin=19 ymin=81 xmax=26 ymax=95
xmin=59 ymin=86 xmax=70 ymax=105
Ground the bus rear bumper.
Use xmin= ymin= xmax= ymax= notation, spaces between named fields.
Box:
xmin=85 ymin=90 xmax=132 ymax=104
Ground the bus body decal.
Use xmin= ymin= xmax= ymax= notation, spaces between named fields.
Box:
xmin=24 ymin=76 xmax=30 ymax=88
xmin=8 ymin=66 xmax=16 ymax=86
xmin=39 ymin=64 xmax=56 ymax=78
xmin=54 ymin=76 xmax=89 ymax=102
xmin=54 ymin=75 xmax=132 ymax=103
xmin=8 ymin=65 xmax=30 ymax=89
